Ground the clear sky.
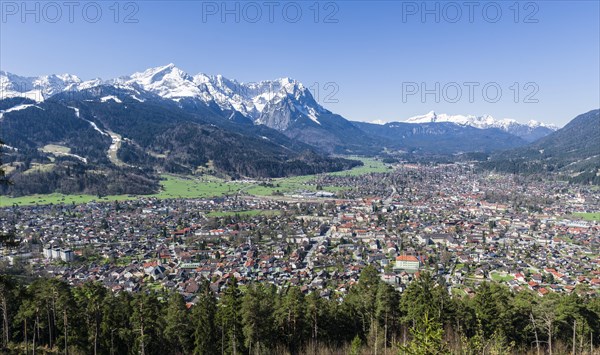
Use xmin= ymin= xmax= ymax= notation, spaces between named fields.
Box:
xmin=1 ymin=0 xmax=598 ymax=126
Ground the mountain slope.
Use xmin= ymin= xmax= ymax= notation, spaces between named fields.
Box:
xmin=0 ymin=88 xmax=361 ymax=196
xmin=118 ymin=64 xmax=376 ymax=153
xmin=483 ymin=109 xmax=600 ymax=183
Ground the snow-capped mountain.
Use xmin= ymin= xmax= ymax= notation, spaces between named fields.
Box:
xmin=0 ymin=70 xmax=102 ymax=101
xmin=119 ymin=64 xmax=327 ymax=130
xmin=1 ymin=64 xmax=329 ymax=131
xmin=405 ymin=111 xmax=558 ymax=142
xmin=0 ymin=64 xmax=557 ymax=152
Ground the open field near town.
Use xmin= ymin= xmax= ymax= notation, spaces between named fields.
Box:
xmin=490 ymin=272 xmax=515 ymax=282
xmin=0 ymin=193 xmax=133 ymax=207
xmin=151 ymin=175 xmax=245 ymax=199
xmin=572 ymin=212 xmax=600 ymax=221
xmin=328 ymin=157 xmax=389 ymax=176
xmin=0 ymin=158 xmax=387 ymax=207
xmin=244 ymin=157 xmax=387 ymax=196
xmin=0 ymin=175 xmax=244 ymax=207
xmin=205 ymin=210 xmax=281 ymax=217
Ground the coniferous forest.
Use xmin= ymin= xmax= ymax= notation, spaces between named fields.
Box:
xmin=1 ymin=268 xmax=599 ymax=355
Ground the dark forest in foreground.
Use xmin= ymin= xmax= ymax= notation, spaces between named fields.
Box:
xmin=0 ymin=268 xmax=599 ymax=355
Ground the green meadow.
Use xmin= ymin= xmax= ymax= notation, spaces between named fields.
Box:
xmin=328 ymin=157 xmax=389 ymax=176
xmin=571 ymin=212 xmax=600 ymax=222
xmin=0 ymin=175 xmax=245 ymax=207
xmin=205 ymin=210 xmax=281 ymax=217
xmin=490 ymin=272 xmax=515 ymax=282
xmin=245 ymin=157 xmax=388 ymax=196
xmin=0 ymin=157 xmax=389 ymax=207
xmin=151 ymin=175 xmax=245 ymax=199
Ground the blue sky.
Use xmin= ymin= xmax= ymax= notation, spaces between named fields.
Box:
xmin=1 ymin=1 xmax=599 ymax=126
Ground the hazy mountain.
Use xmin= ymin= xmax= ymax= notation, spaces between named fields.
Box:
xmin=353 ymin=121 xmax=528 ymax=154
xmin=405 ymin=111 xmax=558 ymax=142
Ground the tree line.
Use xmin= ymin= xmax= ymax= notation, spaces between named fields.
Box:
xmin=1 ymin=267 xmax=599 ymax=355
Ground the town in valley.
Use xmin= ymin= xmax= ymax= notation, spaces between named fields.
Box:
xmin=2 ymin=162 xmax=598 ymax=299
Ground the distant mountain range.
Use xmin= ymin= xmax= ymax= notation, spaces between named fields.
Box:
xmin=0 ymin=64 xmax=586 ymax=195
xmin=353 ymin=120 xmax=528 ymax=154
xmin=404 ymin=111 xmax=558 ymax=142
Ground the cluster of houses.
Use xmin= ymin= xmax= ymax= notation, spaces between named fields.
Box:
xmin=1 ymin=163 xmax=598 ymax=299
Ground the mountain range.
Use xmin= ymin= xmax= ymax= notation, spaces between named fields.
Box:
xmin=2 ymin=65 xmax=380 ymax=154
xmin=1 ymin=64 xmax=558 ymax=150
xmin=1 ymin=64 xmax=591 ymax=195
xmin=404 ymin=111 xmax=558 ymax=142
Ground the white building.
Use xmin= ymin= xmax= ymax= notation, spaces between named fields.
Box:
xmin=43 ymin=247 xmax=53 ymax=259
xmin=394 ymin=255 xmax=420 ymax=272
xmin=44 ymin=246 xmax=75 ymax=262
xmin=60 ymin=249 xmax=74 ymax=262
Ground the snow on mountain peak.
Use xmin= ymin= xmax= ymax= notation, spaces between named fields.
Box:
xmin=0 ymin=71 xmax=82 ymax=101
xmin=406 ymin=110 xmax=439 ymax=123
xmin=402 ymin=111 xmax=558 ymax=141
xmin=0 ymin=65 xmax=321 ymax=115
xmin=526 ymin=120 xmax=558 ymax=130
xmin=123 ymin=64 xmax=200 ymax=99
xmin=405 ymin=112 xmax=556 ymax=130
xmin=0 ymin=65 xmax=326 ymax=131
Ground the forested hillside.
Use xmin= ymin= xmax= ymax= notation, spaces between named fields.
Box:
xmin=0 ymin=92 xmax=361 ymax=197
xmin=483 ymin=109 xmax=600 ymax=185
xmin=0 ymin=268 xmax=598 ymax=355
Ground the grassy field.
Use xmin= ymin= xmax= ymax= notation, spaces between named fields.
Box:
xmin=571 ymin=212 xmax=600 ymax=222
xmin=151 ymin=175 xmax=245 ymax=199
xmin=490 ymin=272 xmax=514 ymax=282
xmin=0 ymin=175 xmax=245 ymax=207
xmin=22 ymin=163 xmax=55 ymax=175
xmin=205 ymin=210 xmax=281 ymax=217
xmin=40 ymin=144 xmax=71 ymax=154
xmin=244 ymin=175 xmax=317 ymax=196
xmin=0 ymin=193 xmax=133 ymax=207
xmin=328 ymin=157 xmax=389 ymax=176
xmin=245 ymin=157 xmax=388 ymax=196
xmin=0 ymin=157 xmax=389 ymax=206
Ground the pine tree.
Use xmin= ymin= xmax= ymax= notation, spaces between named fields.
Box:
xmin=399 ymin=312 xmax=447 ymax=355
xmin=0 ymin=276 xmax=18 ymax=350
xmin=375 ymin=282 xmax=400 ymax=351
xmin=130 ymin=292 xmax=165 ymax=355
xmin=274 ymin=286 xmax=307 ymax=352
xmin=241 ymin=283 xmax=275 ymax=354
xmin=164 ymin=293 xmax=193 ymax=354
xmin=100 ymin=292 xmax=133 ymax=355
xmin=349 ymin=335 xmax=362 ymax=355
xmin=217 ymin=276 xmax=244 ymax=355
xmin=400 ymin=272 xmax=447 ymax=328
xmin=192 ymin=282 xmax=218 ymax=355
xmin=346 ymin=265 xmax=381 ymax=336
xmin=73 ymin=282 xmax=107 ymax=355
